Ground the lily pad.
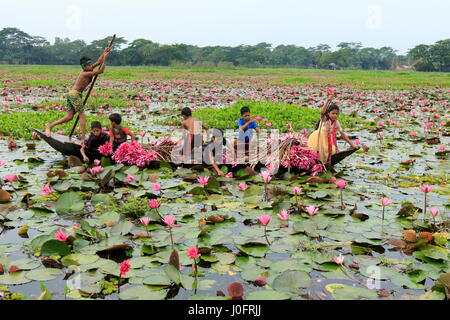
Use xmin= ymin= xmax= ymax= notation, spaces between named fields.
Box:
xmin=0 ymin=271 xmax=33 ymax=285
xmin=272 ymin=270 xmax=312 ymax=294
xmin=25 ymin=268 xmax=63 ymax=281
xmin=118 ymin=285 xmax=167 ymax=300
xmin=55 ymin=192 xmax=84 ymax=214
xmin=246 ymin=290 xmax=291 ymax=300
xmin=40 ymin=240 xmax=70 ymax=257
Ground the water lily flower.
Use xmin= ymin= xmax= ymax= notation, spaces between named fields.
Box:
xmin=419 ymin=185 xmax=432 ymax=218
xmin=55 ymin=229 xmax=70 ymax=242
xmin=163 ymin=215 xmax=175 ymax=228
xmin=300 ymin=129 xmax=308 ymax=137
xmin=293 ymin=187 xmax=302 ymax=196
xmin=333 ymin=253 xmax=345 ymax=265
xmin=187 ymin=245 xmax=201 ymax=260
xmin=125 ymin=174 xmax=135 ymax=183
xmin=56 ymin=130 xmax=64 ymax=135
xmin=381 ymin=198 xmax=391 ymax=207
xmin=197 ymin=176 xmax=210 ymax=186
xmin=225 ymin=172 xmax=234 ymax=178
xmin=410 ymin=132 xmax=417 ymax=137
xmin=94 ymin=159 xmax=101 ymax=166
xmin=89 ymin=166 xmax=103 ymax=175
xmin=354 ymin=139 xmax=361 ymax=145
xmin=148 ymin=199 xmax=160 ymax=209
xmin=140 ymin=217 xmax=150 ymax=226
xmin=430 ymin=208 xmax=439 ymax=217
xmin=41 ymin=184 xmax=53 ymax=196
xmin=0 ymin=160 xmax=5 ymax=166
xmin=153 ymin=182 xmax=161 ymax=191
xmin=306 ymin=206 xmax=319 ymax=216
xmin=119 ymin=259 xmax=131 ymax=277
xmin=4 ymin=174 xmax=17 ymax=183
xmin=139 ymin=131 xmax=146 ymax=137
xmin=438 ymin=146 xmax=446 ymax=151
xmin=266 ymin=123 xmax=272 ymax=127
xmin=238 ymin=182 xmax=248 ymax=191
xmin=255 ymin=116 xmax=262 ymax=121
xmin=260 ymin=170 xmax=272 ymax=184
xmin=259 ymin=215 xmax=272 ymax=226
xmin=335 ymin=180 xmax=346 ymax=189
xmin=277 ymin=210 xmax=289 ymax=221
xmin=377 ymin=121 xmax=384 ymax=127
xmin=32 ymin=132 xmax=37 ymax=139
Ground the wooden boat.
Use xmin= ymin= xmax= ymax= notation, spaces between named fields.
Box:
xmin=34 ymin=129 xmax=358 ymax=172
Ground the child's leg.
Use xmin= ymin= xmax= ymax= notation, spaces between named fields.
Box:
xmin=45 ymin=109 xmax=75 ymax=136
xmin=79 ymin=112 xmax=86 ymax=143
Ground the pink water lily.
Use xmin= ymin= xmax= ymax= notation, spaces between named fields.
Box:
xmin=139 ymin=131 xmax=146 ymax=137
xmin=148 ymin=199 xmax=160 ymax=209
xmin=94 ymin=159 xmax=101 ymax=166
xmin=335 ymin=180 xmax=346 ymax=189
xmin=260 ymin=170 xmax=272 ymax=184
xmin=4 ymin=174 xmax=17 ymax=183
xmin=306 ymin=206 xmax=319 ymax=216
xmin=125 ymin=174 xmax=135 ymax=183
xmin=438 ymin=146 xmax=446 ymax=151
xmin=381 ymin=198 xmax=391 ymax=207
xmin=0 ymin=160 xmax=5 ymax=166
xmin=259 ymin=215 xmax=272 ymax=226
xmin=153 ymin=182 xmax=161 ymax=191
xmin=140 ymin=217 xmax=150 ymax=226
xmin=89 ymin=166 xmax=103 ymax=175
xmin=277 ymin=210 xmax=289 ymax=221
xmin=430 ymin=208 xmax=439 ymax=217
xmin=41 ymin=184 xmax=53 ymax=195
xmin=225 ymin=172 xmax=234 ymax=178
xmin=410 ymin=132 xmax=417 ymax=137
xmin=238 ymin=182 xmax=248 ymax=191
xmin=187 ymin=245 xmax=201 ymax=260
xmin=419 ymin=185 xmax=432 ymax=218
xmin=119 ymin=259 xmax=131 ymax=277
xmin=197 ymin=176 xmax=210 ymax=186
xmin=55 ymin=229 xmax=70 ymax=242
xmin=163 ymin=215 xmax=175 ymax=228
xmin=293 ymin=187 xmax=302 ymax=196
xmin=354 ymin=139 xmax=361 ymax=145
xmin=333 ymin=254 xmax=345 ymax=265
xmin=377 ymin=121 xmax=384 ymax=127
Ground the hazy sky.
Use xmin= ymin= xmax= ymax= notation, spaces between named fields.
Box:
xmin=2 ymin=0 xmax=449 ymax=54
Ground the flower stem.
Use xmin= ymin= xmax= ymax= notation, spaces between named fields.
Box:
xmin=382 ymin=206 xmax=385 ymax=221
xmin=424 ymin=193 xmax=427 ymax=220
xmin=168 ymin=227 xmax=174 ymax=249
xmin=146 ymin=225 xmax=149 ymax=237
xmin=118 ymin=276 xmax=121 ymax=294
xmin=340 ymin=190 xmax=344 ymax=210
xmin=264 ymin=226 xmax=271 ymax=245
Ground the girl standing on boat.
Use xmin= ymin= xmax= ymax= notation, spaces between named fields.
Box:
xmin=307 ymin=91 xmax=367 ymax=167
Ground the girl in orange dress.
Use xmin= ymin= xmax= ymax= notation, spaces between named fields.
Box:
xmin=308 ymin=92 xmax=366 ymax=167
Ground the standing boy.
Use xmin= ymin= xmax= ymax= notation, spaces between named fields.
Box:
xmin=45 ymin=47 xmax=111 ymax=146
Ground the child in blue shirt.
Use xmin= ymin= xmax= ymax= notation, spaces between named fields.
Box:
xmin=234 ymin=106 xmax=260 ymax=162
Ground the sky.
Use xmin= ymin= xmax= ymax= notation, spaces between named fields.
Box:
xmin=1 ymin=0 xmax=449 ymax=54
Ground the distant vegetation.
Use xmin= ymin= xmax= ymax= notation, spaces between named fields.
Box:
xmin=0 ymin=27 xmax=449 ymax=71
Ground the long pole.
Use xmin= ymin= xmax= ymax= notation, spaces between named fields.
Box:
xmin=69 ymin=34 xmax=116 ymax=138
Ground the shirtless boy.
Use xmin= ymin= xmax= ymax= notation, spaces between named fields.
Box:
xmin=45 ymin=47 xmax=110 ymax=146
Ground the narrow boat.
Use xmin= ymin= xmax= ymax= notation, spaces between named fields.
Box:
xmin=34 ymin=129 xmax=358 ymax=172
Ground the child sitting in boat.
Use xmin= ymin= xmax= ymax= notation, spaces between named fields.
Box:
xmin=80 ymin=121 xmax=109 ymax=162
xmin=234 ymin=106 xmax=260 ymax=162
xmin=307 ymin=91 xmax=368 ymax=167
xmin=109 ymin=113 xmax=136 ymax=151
xmin=45 ymin=48 xmax=110 ymax=144
xmin=180 ymin=107 xmax=209 ymax=160
xmin=203 ymin=129 xmax=233 ymax=176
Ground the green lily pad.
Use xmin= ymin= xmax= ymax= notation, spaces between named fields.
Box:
xmin=40 ymin=240 xmax=70 ymax=257
xmin=272 ymin=271 xmax=312 ymax=294
xmin=10 ymin=258 xmax=41 ymax=270
xmin=236 ymin=245 xmax=269 ymax=258
xmin=0 ymin=271 xmax=33 ymax=285
xmin=55 ymin=192 xmax=84 ymax=213
xmin=246 ymin=290 xmax=291 ymax=300
xmin=25 ymin=268 xmax=63 ymax=281
xmin=118 ymin=285 xmax=167 ymax=300
xmin=61 ymin=254 xmax=99 ymax=266
xmin=325 ymin=283 xmax=378 ymax=300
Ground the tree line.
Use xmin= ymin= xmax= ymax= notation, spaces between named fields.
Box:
xmin=0 ymin=27 xmax=449 ymax=71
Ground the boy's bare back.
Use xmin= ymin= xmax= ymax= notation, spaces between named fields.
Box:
xmin=183 ymin=117 xmax=207 ymax=135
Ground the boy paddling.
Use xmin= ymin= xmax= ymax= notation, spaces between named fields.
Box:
xmin=45 ymin=47 xmax=111 ymax=146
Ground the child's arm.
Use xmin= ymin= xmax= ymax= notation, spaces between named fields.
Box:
xmin=129 ymin=131 xmax=137 ymax=142
xmin=92 ymin=48 xmax=110 ymax=68
xmin=80 ymin=145 xmax=89 ymax=162
xmin=239 ymin=117 xmax=256 ymax=131
xmin=209 ymin=152 xmax=225 ymax=176
xmin=201 ymin=122 xmax=209 ymax=130
xmin=338 ymin=126 xmax=359 ymax=149
xmin=321 ymin=92 xmax=335 ymax=117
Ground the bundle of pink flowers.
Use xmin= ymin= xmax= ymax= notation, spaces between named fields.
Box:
xmin=98 ymin=141 xmax=113 ymax=156
xmin=112 ymin=141 xmax=157 ymax=167
xmin=287 ymin=145 xmax=322 ymax=174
